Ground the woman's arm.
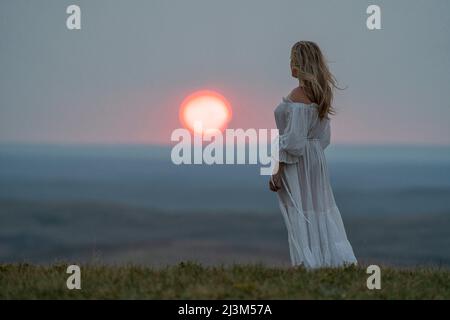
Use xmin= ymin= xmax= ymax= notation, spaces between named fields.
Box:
xmin=279 ymin=107 xmax=309 ymax=161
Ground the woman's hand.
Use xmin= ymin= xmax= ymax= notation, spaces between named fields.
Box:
xmin=269 ymin=173 xmax=282 ymax=192
xmin=269 ymin=162 xmax=284 ymax=192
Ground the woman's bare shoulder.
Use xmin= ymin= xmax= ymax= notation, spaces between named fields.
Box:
xmin=287 ymin=87 xmax=312 ymax=104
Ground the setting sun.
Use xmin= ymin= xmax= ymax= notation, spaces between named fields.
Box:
xmin=180 ymin=90 xmax=232 ymax=135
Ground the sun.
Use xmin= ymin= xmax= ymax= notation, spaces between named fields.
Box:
xmin=180 ymin=90 xmax=232 ymax=135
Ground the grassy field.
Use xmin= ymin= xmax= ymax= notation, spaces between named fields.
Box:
xmin=1 ymin=262 xmax=449 ymax=299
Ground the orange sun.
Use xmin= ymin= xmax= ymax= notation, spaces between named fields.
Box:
xmin=180 ymin=90 xmax=232 ymax=135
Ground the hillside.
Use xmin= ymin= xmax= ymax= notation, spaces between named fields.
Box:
xmin=1 ymin=262 xmax=449 ymax=299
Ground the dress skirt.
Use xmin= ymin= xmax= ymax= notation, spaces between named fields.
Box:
xmin=276 ymin=140 xmax=357 ymax=268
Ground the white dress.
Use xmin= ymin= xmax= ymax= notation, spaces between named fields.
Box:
xmin=274 ymin=97 xmax=357 ymax=268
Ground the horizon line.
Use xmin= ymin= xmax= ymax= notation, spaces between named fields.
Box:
xmin=1 ymin=141 xmax=450 ymax=148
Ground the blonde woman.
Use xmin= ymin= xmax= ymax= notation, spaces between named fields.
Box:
xmin=270 ymin=41 xmax=357 ymax=268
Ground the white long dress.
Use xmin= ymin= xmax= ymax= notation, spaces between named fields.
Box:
xmin=274 ymin=96 xmax=357 ymax=268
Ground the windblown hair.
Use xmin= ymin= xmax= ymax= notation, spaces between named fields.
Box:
xmin=291 ymin=41 xmax=339 ymax=119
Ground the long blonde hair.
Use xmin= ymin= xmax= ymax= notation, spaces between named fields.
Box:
xmin=291 ymin=41 xmax=339 ymax=119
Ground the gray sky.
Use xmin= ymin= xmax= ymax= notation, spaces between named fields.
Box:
xmin=1 ymin=0 xmax=449 ymax=144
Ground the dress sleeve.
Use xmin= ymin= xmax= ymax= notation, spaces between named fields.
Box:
xmin=320 ymin=121 xmax=331 ymax=150
xmin=279 ymin=106 xmax=309 ymax=163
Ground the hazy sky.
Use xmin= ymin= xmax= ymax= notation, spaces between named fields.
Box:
xmin=1 ymin=0 xmax=449 ymax=145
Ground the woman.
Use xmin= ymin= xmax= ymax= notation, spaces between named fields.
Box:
xmin=270 ymin=41 xmax=357 ymax=268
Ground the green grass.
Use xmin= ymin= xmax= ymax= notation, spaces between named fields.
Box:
xmin=1 ymin=262 xmax=449 ymax=299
